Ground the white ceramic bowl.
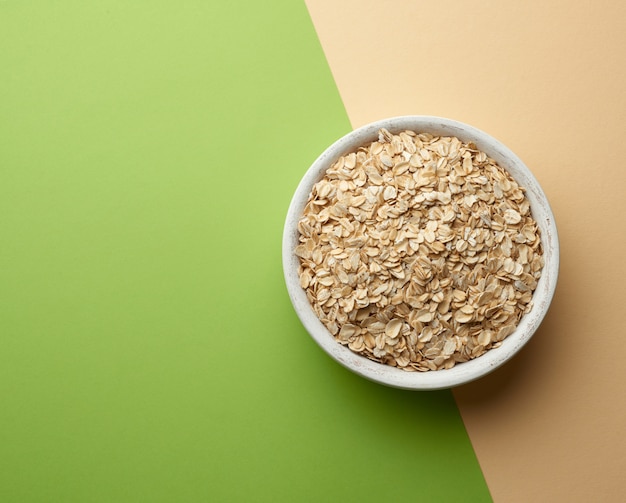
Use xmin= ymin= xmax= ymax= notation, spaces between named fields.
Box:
xmin=283 ymin=116 xmax=559 ymax=390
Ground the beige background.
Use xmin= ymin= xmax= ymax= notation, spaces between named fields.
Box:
xmin=306 ymin=0 xmax=626 ymax=501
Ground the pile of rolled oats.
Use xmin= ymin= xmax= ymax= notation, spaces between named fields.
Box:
xmin=295 ymin=129 xmax=544 ymax=372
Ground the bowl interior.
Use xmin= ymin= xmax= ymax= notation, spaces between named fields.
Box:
xmin=283 ymin=116 xmax=559 ymax=390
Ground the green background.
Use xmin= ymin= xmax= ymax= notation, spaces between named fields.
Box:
xmin=1 ymin=1 xmax=491 ymax=501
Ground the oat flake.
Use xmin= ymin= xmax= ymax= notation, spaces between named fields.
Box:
xmin=296 ymin=129 xmax=544 ymax=372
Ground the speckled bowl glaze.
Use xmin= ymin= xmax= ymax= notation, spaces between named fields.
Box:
xmin=283 ymin=116 xmax=559 ymax=390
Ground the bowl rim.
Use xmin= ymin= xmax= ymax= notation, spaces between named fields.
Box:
xmin=283 ymin=115 xmax=559 ymax=390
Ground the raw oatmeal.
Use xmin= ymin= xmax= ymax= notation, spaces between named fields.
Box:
xmin=296 ymin=129 xmax=543 ymax=371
